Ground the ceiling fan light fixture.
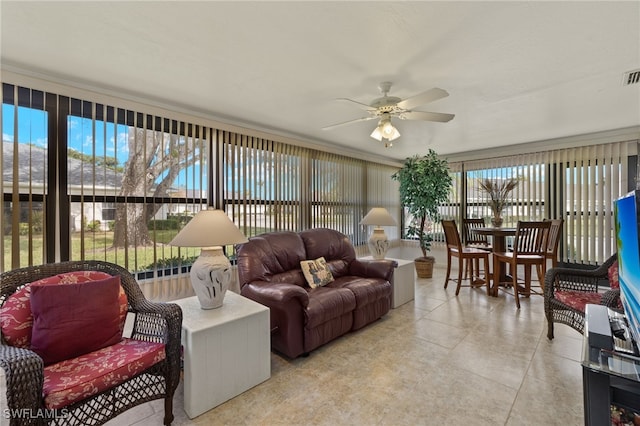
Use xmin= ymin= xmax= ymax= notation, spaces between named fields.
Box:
xmin=383 ymin=121 xmax=401 ymax=141
xmin=370 ymin=113 xmax=400 ymax=143
xmin=370 ymin=126 xmax=383 ymax=141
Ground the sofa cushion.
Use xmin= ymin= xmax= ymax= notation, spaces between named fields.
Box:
xmin=555 ymin=290 xmax=603 ymax=313
xmin=301 ymin=257 xmax=334 ymax=288
xmin=0 ymin=271 xmax=128 ymax=349
xmin=330 ymin=276 xmax=392 ymax=307
xmin=268 ymin=269 xmax=307 ymax=287
xmin=305 ymin=287 xmax=356 ymax=328
xmin=237 ymin=231 xmax=307 ymax=283
xmin=42 ymin=338 xmax=166 ymax=409
xmin=300 ymin=228 xmax=356 ymax=275
xmin=30 ymin=276 xmax=123 ymax=365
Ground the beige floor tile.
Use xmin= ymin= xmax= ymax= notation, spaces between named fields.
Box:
xmin=526 ymin=349 xmax=583 ymax=389
xmin=447 ymin=339 xmax=533 ymax=390
xmin=413 ymin=316 xmax=471 ymax=349
xmin=507 ymin=374 xmax=583 ymax=426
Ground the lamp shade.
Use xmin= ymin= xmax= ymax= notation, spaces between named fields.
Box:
xmin=360 ymin=208 xmax=397 ymax=226
xmin=169 ymin=208 xmax=248 ymax=309
xmin=169 ymin=208 xmax=248 ymax=248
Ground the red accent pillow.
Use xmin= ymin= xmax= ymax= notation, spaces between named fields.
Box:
xmin=1 ymin=271 xmax=128 ymax=348
xmin=30 ymin=276 xmax=123 ymax=365
xmin=608 ymin=260 xmax=620 ymax=289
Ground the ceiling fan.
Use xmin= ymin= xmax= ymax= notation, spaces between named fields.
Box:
xmin=323 ymin=82 xmax=455 ymax=147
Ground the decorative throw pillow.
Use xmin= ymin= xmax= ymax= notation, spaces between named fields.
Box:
xmin=30 ymin=275 xmax=123 ymax=365
xmin=300 ymin=257 xmax=334 ymax=288
xmin=0 ymin=271 xmax=128 ymax=349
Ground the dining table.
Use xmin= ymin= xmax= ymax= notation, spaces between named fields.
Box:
xmin=471 ymin=226 xmax=517 ymax=296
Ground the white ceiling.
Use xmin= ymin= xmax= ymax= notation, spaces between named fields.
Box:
xmin=2 ymin=1 xmax=639 ymax=162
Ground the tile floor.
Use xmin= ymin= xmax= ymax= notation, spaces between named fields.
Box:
xmin=110 ymin=246 xmax=585 ymax=425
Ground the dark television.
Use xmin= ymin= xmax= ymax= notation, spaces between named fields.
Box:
xmin=614 ymin=189 xmax=640 ymax=348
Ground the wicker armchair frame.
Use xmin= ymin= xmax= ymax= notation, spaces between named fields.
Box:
xmin=544 ymin=254 xmax=619 ymax=340
xmin=0 ymin=260 xmax=183 ymax=426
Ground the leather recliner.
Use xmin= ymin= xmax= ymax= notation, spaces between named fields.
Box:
xmin=237 ymin=228 xmax=395 ymax=358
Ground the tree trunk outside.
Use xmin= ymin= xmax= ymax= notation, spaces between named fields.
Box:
xmin=112 ymin=127 xmax=198 ymax=248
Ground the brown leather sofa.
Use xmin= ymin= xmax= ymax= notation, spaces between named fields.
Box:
xmin=237 ymin=228 xmax=395 ymax=358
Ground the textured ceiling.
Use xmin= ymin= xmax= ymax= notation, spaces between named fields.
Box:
xmin=2 ymin=1 xmax=639 ymax=162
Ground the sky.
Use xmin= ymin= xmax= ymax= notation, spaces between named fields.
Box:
xmin=2 ymin=104 xmax=202 ymax=190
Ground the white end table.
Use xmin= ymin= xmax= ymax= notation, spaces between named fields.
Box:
xmin=360 ymin=256 xmax=415 ymax=308
xmin=174 ymin=292 xmax=270 ymax=419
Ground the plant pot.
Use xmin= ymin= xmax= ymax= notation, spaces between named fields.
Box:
xmin=491 ymin=216 xmax=503 ymax=227
xmin=414 ymin=256 xmax=435 ymax=278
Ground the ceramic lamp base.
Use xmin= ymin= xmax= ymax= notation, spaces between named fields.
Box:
xmin=190 ymin=247 xmax=232 ymax=309
xmin=368 ymin=228 xmax=390 ymax=260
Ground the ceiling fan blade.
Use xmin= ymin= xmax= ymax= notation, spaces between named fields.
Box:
xmin=336 ymin=98 xmax=375 ymax=111
xmin=396 ymin=88 xmax=449 ymax=110
xmin=400 ymin=111 xmax=455 ymax=123
xmin=322 ymin=116 xmax=377 ymax=130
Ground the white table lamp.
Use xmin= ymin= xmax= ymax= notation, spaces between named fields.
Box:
xmin=169 ymin=208 xmax=248 ymax=309
xmin=360 ymin=207 xmax=397 ymax=259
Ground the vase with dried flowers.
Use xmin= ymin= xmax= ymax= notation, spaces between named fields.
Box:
xmin=478 ymin=178 xmax=519 ymax=227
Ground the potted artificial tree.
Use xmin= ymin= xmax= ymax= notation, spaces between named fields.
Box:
xmin=392 ymin=150 xmax=453 ymax=278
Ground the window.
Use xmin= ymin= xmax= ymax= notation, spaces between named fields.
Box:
xmin=101 ymin=202 xmax=116 ymax=221
xmin=1 ymin=85 xmax=48 ymax=270
xmin=1 ymin=83 xmax=209 ymax=274
xmin=66 ymin=105 xmax=209 ymax=273
xmin=2 ymin=83 xmax=401 ymax=275
xmin=220 ymin=130 xmax=400 ymax=248
xmin=449 ymin=143 xmax=633 ymax=265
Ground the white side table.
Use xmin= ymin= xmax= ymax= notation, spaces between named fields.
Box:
xmin=360 ymin=256 xmax=415 ymax=308
xmin=174 ymin=292 xmax=270 ymax=419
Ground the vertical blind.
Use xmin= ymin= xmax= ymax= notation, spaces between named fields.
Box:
xmin=221 ymin=131 xmax=304 ymax=236
xmin=432 ymin=161 xmax=463 ymax=242
xmin=3 ymin=81 xmax=637 ymax=273
xmin=548 ymin=142 xmax=628 ymax=264
xmin=65 ymin=100 xmax=209 ymax=274
xmin=1 ymin=83 xmax=210 ymax=275
xmin=220 ymin=130 xmax=400 ymax=246
xmin=451 ymin=140 xmax=633 ymax=264
xmin=1 ymin=85 xmax=48 ymax=270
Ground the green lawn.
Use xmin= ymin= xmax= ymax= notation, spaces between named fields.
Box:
xmin=4 ymin=227 xmax=278 ymax=272
xmin=3 ymin=228 xmax=280 ymax=271
xmin=3 ymin=230 xmax=199 ymax=272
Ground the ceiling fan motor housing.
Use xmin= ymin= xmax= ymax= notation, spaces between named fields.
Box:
xmin=370 ymin=96 xmax=403 ymax=113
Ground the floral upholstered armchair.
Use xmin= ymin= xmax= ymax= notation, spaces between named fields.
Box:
xmin=0 ymin=261 xmax=182 ymax=425
xmin=544 ymin=254 xmax=621 ymax=339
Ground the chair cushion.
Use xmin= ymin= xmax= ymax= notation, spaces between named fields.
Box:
xmin=30 ymin=276 xmax=123 ymax=365
xmin=43 ymin=338 xmax=166 ymax=410
xmin=608 ymin=260 xmax=619 ymax=289
xmin=555 ymin=291 xmax=603 ymax=313
xmin=0 ymin=271 xmax=128 ymax=349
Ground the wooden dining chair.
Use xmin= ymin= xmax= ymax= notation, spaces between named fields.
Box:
xmin=462 ymin=218 xmax=493 ymax=280
xmin=492 ymin=220 xmax=551 ymax=308
xmin=462 ymin=218 xmax=493 ymax=250
xmin=442 ymin=220 xmax=491 ymax=296
xmin=536 ymin=218 xmax=564 ymax=284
